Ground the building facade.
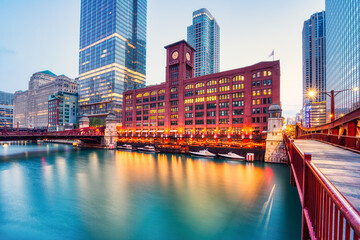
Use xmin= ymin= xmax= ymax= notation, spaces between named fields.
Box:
xmin=187 ymin=8 xmax=220 ymax=77
xmin=302 ymin=11 xmax=326 ymax=127
xmin=0 ymin=91 xmax=14 ymax=129
xmin=48 ymin=92 xmax=78 ymax=131
xmin=326 ymin=0 xmax=360 ymax=117
xmin=13 ymin=71 xmax=78 ymax=128
xmin=122 ymin=40 xmax=280 ymax=137
xmin=78 ymin=0 xmax=147 ymax=120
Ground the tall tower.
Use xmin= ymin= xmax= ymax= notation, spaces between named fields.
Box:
xmin=302 ymin=11 xmax=326 ymax=127
xmin=326 ymin=0 xmax=360 ymax=117
xmin=187 ymin=8 xmax=220 ymax=77
xmin=78 ymin=0 xmax=147 ymax=121
xmin=265 ymin=104 xmax=285 ymax=163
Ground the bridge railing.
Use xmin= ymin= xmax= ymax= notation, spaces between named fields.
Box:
xmin=284 ymin=134 xmax=360 ymax=240
xmin=0 ymin=127 xmax=105 ymax=137
xmin=298 ymin=133 xmax=360 ymax=152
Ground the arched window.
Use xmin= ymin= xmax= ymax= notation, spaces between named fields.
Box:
xmin=207 ymin=80 xmax=217 ymax=86
xmin=150 ymin=91 xmax=156 ymax=95
xmin=185 ymin=84 xmax=193 ymax=89
xmin=219 ymin=78 xmax=229 ymax=84
xmin=158 ymin=89 xmax=165 ymax=94
xmin=143 ymin=92 xmax=149 ymax=97
xmin=136 ymin=93 xmax=142 ymax=98
xmin=195 ymin=82 xmax=204 ymax=88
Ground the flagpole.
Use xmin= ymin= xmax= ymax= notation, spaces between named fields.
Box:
xmin=273 ymin=50 xmax=274 ymax=61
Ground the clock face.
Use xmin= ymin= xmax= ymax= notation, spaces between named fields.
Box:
xmin=186 ymin=52 xmax=191 ymax=61
xmin=172 ymin=51 xmax=179 ymax=60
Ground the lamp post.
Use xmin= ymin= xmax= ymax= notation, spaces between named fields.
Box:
xmin=307 ymin=87 xmax=358 ymax=122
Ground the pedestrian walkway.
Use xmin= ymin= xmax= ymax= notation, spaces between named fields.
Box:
xmin=294 ymin=139 xmax=360 ymax=212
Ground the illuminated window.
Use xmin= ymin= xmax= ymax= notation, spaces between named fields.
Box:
xmin=150 ymin=116 xmax=157 ymax=120
xmin=252 ymin=73 xmax=256 ymax=79
xmin=151 ymin=91 xmax=156 ymax=95
xmin=252 ymin=100 xmax=256 ymax=105
xmin=136 ymin=106 xmax=142 ymax=109
xmin=150 ymin=110 xmax=157 ymax=114
xmin=257 ymin=72 xmax=260 ymax=77
xmin=136 ymin=93 xmax=142 ymax=98
xmin=207 ymin=87 xmax=216 ymax=94
xmin=219 ymin=86 xmax=230 ymax=92
xmin=263 ymin=71 xmax=267 ymax=77
xmin=158 ymin=89 xmax=165 ymax=94
xmin=171 ymin=87 xmax=178 ymax=92
xmin=233 ymin=92 xmax=244 ymax=98
xmin=219 ymin=78 xmax=229 ymax=84
xmin=233 ymin=84 xmax=244 ymax=90
xmin=268 ymin=71 xmax=272 ymax=76
xmin=232 ymin=75 xmax=244 ymax=82
xmin=268 ymin=89 xmax=272 ymax=95
xmin=207 ymin=80 xmax=217 ymax=86
xmin=143 ymin=92 xmax=149 ymax=97
xmin=219 ymin=94 xmax=229 ymax=100
xmin=158 ymin=115 xmax=164 ymax=119
xmin=171 ymin=107 xmax=178 ymax=112
xmin=195 ymin=89 xmax=205 ymax=95
xmin=206 ymin=96 xmax=217 ymax=101
xmin=263 ymin=89 xmax=267 ymax=95
xmin=195 ymin=97 xmax=204 ymax=103
xmin=257 ymin=90 xmax=260 ymax=96
xmin=195 ymin=82 xmax=204 ymax=88
xmin=185 ymin=99 xmax=193 ymax=104
xmin=171 ymin=114 xmax=178 ymax=119
xmin=252 ymin=91 xmax=256 ymax=96
xmin=125 ymin=95 xmax=132 ymax=99
xmin=185 ymin=84 xmax=193 ymax=89
xmin=158 ymin=109 xmax=165 ymax=113
xmin=257 ymin=99 xmax=260 ymax=105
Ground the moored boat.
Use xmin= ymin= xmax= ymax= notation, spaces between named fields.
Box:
xmin=117 ymin=144 xmax=133 ymax=151
xmin=189 ymin=149 xmax=216 ymax=157
xmin=137 ymin=145 xmax=156 ymax=152
xmin=217 ymin=152 xmax=244 ymax=160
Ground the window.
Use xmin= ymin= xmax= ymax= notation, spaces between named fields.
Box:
xmin=219 ymin=86 xmax=230 ymax=92
xmin=195 ymin=89 xmax=205 ymax=95
xmin=219 ymin=102 xmax=229 ymax=108
xmin=195 ymin=82 xmax=204 ymax=88
xmin=195 ymin=104 xmax=204 ymax=110
xmin=263 ymin=80 xmax=267 ymax=86
xmin=150 ymin=97 xmax=156 ymax=101
xmin=151 ymin=91 xmax=156 ymax=95
xmin=207 ymin=87 xmax=216 ymax=94
xmin=195 ymin=112 xmax=204 ymax=117
xmin=257 ymin=81 xmax=260 ymax=87
xmin=206 ymin=96 xmax=216 ymax=101
xmin=219 ymin=110 xmax=229 ymax=116
xmin=158 ymin=109 xmax=165 ymax=113
xmin=233 ymin=109 xmax=243 ymax=115
xmin=257 ymin=108 xmax=260 ymax=114
xmin=207 ymin=80 xmax=217 ymax=86
xmin=150 ymin=110 xmax=157 ymax=114
xmin=252 ymin=73 xmax=256 ymax=79
xmin=171 ymin=107 xmax=178 ymax=112
xmin=257 ymin=90 xmax=260 ymax=96
xmin=268 ymin=98 xmax=272 ymax=104
xmin=268 ymin=79 xmax=272 ymax=85
xmin=268 ymin=71 xmax=272 ymax=76
xmin=158 ymin=122 xmax=164 ymax=126
xmin=171 ymin=101 xmax=178 ymax=106
xmin=171 ymin=94 xmax=178 ymax=99
xmin=136 ymin=117 xmax=141 ymax=121
xmin=257 ymin=72 xmax=260 ymax=77
xmin=185 ymin=113 xmax=193 ymax=118
xmin=143 ymin=92 xmax=149 ymax=97
xmin=232 ymin=75 xmax=244 ymax=82
xmin=171 ymin=87 xmax=178 ymax=92
xmin=150 ymin=103 xmax=156 ymax=108
xmin=185 ymin=99 xmax=193 ymax=104
xmin=185 ymin=105 xmax=193 ymax=111
xmin=207 ymin=103 xmax=216 ymax=109
xmin=219 ymin=77 xmax=229 ymax=84
xmin=207 ymin=111 xmax=216 ymax=117
xmin=143 ymin=110 xmax=149 ymax=115
xmin=171 ymin=114 xmax=178 ymax=119
xmin=143 ymin=116 xmax=148 ymax=121
xmin=219 ymin=118 xmax=229 ymax=124
xmin=185 ymin=120 xmax=193 ymax=125
xmin=263 ymin=107 xmax=267 ymax=113
xmin=185 ymin=91 xmax=193 ymax=97
xmin=136 ymin=111 xmax=141 ymax=115
xmin=185 ymin=84 xmax=193 ymax=89
xmin=158 ymin=95 xmax=165 ymax=101
xmin=233 ymin=92 xmax=244 ymax=98
xmin=158 ymin=102 xmax=165 ymax=107
xmin=158 ymin=89 xmax=165 ymax=94
xmin=263 ymin=89 xmax=267 ymax=95
xmin=263 ymin=98 xmax=267 ymax=104
xmin=232 ymin=118 xmax=243 ymax=124
xmin=207 ymin=119 xmax=216 ymax=124
xmin=264 ymin=71 xmax=267 ymax=77
xmin=136 ymin=93 xmax=142 ymax=98
xmin=233 ymin=84 xmax=244 ymax=90
xmin=268 ymin=89 xmax=272 ymax=95
xmin=195 ymin=120 xmax=204 ymax=124
xmin=136 ymin=99 xmax=142 ymax=103
xmin=171 ymin=121 xmax=178 ymax=126
xmin=233 ymin=101 xmax=244 ymax=107
xmin=143 ymin=98 xmax=149 ymax=103
xmin=195 ymin=97 xmax=204 ymax=103
xmin=219 ymin=94 xmax=229 ymax=100
xmin=252 ymin=108 xmax=256 ymax=114
xmin=136 ymin=106 xmax=142 ymax=109
xmin=263 ymin=117 xmax=267 ymax=123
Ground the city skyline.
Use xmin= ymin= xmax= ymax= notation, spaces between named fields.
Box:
xmin=0 ymin=0 xmax=325 ymax=117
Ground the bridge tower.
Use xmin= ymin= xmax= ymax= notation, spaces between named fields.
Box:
xmin=104 ymin=113 xmax=118 ymax=149
xmin=79 ymin=116 xmax=89 ymax=128
xmin=265 ymin=104 xmax=285 ymax=162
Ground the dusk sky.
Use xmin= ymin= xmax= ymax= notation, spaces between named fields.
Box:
xmin=0 ymin=0 xmax=325 ymax=117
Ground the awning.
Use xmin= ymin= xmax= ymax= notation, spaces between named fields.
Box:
xmin=157 ymin=130 xmax=164 ymax=133
xmin=149 ymin=130 xmax=156 ymax=133
xmin=142 ymin=130 xmax=148 ymax=133
xmin=135 ymin=130 xmax=141 ymax=133
xmin=170 ymin=130 xmax=178 ymax=133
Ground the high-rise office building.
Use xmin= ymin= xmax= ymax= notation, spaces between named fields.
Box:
xmin=0 ymin=91 xmax=14 ymax=129
xmin=302 ymin=11 xmax=326 ymax=127
xmin=78 ymin=0 xmax=147 ymax=121
xmin=326 ymin=0 xmax=360 ymax=117
xmin=187 ymin=8 xmax=220 ymax=77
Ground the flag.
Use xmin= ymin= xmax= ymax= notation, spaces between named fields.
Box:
xmin=268 ymin=50 xmax=274 ymax=58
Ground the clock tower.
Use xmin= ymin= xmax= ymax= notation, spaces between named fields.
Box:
xmin=164 ymin=40 xmax=195 ymax=131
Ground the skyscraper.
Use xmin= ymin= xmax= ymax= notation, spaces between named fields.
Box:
xmin=187 ymin=8 xmax=220 ymax=77
xmin=78 ymin=0 xmax=147 ymax=120
xmin=326 ymin=0 xmax=360 ymax=117
xmin=302 ymin=11 xmax=326 ymax=127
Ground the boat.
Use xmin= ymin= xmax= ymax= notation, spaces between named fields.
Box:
xmin=137 ymin=145 xmax=156 ymax=152
xmin=217 ymin=152 xmax=245 ymax=160
xmin=189 ymin=149 xmax=216 ymax=157
xmin=117 ymin=144 xmax=133 ymax=151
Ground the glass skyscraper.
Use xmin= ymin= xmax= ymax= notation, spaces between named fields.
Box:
xmin=187 ymin=8 xmax=220 ymax=77
xmin=78 ymin=0 xmax=146 ymax=120
xmin=302 ymin=11 xmax=326 ymax=127
xmin=326 ymin=0 xmax=360 ymax=117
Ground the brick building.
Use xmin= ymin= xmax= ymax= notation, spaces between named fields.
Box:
xmin=122 ymin=40 xmax=280 ymax=138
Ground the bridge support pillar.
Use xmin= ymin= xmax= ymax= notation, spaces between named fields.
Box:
xmin=103 ymin=113 xmax=118 ymax=149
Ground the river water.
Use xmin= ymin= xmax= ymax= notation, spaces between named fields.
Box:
xmin=0 ymin=143 xmax=301 ymax=240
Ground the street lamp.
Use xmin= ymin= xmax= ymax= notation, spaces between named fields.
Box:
xmin=307 ymin=87 xmax=359 ymax=122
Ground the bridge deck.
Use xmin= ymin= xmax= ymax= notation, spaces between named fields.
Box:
xmin=294 ymin=139 xmax=360 ymax=213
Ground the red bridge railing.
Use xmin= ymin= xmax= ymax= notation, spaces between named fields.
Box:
xmin=0 ymin=127 xmax=105 ymax=137
xmin=284 ymin=134 xmax=360 ymax=240
xmin=298 ymin=133 xmax=360 ymax=152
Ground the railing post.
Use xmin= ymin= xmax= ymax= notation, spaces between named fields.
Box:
xmin=302 ymin=153 xmax=311 ymax=240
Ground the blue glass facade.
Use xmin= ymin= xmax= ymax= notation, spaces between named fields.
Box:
xmin=302 ymin=11 xmax=326 ymax=126
xmin=187 ymin=8 xmax=220 ymax=77
xmin=326 ymin=0 xmax=360 ymax=117
xmin=78 ymin=0 xmax=146 ymax=119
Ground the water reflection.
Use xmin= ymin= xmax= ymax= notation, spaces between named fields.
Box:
xmin=0 ymin=144 xmax=301 ymax=240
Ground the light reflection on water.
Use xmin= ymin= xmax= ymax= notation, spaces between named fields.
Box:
xmin=0 ymin=144 xmax=301 ymax=240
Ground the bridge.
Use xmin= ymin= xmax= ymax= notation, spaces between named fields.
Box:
xmin=286 ymin=107 xmax=360 ymax=239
